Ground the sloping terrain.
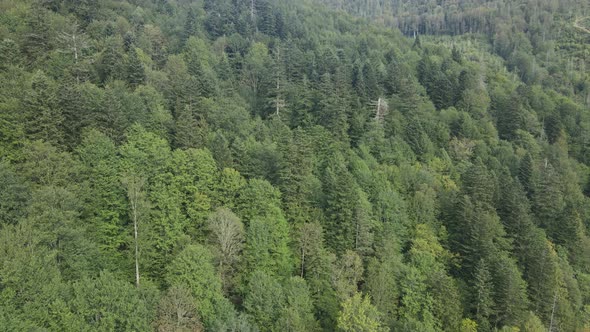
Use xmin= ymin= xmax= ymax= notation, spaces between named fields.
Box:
xmin=0 ymin=0 xmax=589 ymax=331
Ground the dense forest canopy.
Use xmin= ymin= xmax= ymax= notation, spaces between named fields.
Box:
xmin=0 ymin=0 xmax=589 ymax=331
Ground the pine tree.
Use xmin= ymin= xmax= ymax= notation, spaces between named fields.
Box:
xmin=0 ymin=38 xmax=20 ymax=69
xmin=0 ymin=161 xmax=30 ymax=226
xmin=473 ymin=259 xmax=494 ymax=331
xmin=353 ymin=190 xmax=376 ymax=257
xmin=23 ymin=71 xmax=63 ymax=145
xmin=126 ymin=48 xmax=146 ymax=88
xmin=490 ymin=253 xmax=529 ymax=327
xmin=322 ymin=153 xmax=358 ymax=252
xmin=496 ymin=95 xmax=524 ymax=141
xmin=209 ymin=131 xmax=233 ymax=169
xmin=518 ymin=153 xmax=536 ymax=198
xmin=183 ymin=8 xmax=199 ymax=44
xmin=77 ymin=130 xmax=128 ymax=272
xmin=366 ymin=237 xmax=403 ymax=328
xmin=243 ymin=211 xmax=293 ymax=277
xmin=98 ymin=36 xmax=124 ymax=83
xmin=277 ymin=128 xmax=315 ymax=223
xmin=22 ymin=6 xmax=53 ymax=66
xmin=318 ymin=73 xmax=350 ymax=142
xmin=449 ymin=196 xmax=510 ymax=275
xmin=57 ymin=77 xmax=85 ymax=147
xmin=461 ymin=160 xmax=497 ymax=208
xmin=174 ymin=105 xmax=208 ymax=149
xmin=404 ymin=118 xmax=435 ymax=162
xmin=294 ymin=222 xmax=339 ymax=330
xmin=278 ymin=277 xmax=320 ymax=331
xmin=533 ymin=164 xmax=565 ymax=241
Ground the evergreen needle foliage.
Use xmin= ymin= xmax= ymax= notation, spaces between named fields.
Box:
xmin=0 ymin=0 xmax=589 ymax=330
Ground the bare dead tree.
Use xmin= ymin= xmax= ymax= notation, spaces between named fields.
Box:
xmin=371 ymin=97 xmax=389 ymax=122
xmin=122 ymin=175 xmax=148 ymax=287
xmin=155 ymin=286 xmax=203 ymax=332
xmin=208 ymin=207 xmax=244 ymax=291
xmin=57 ymin=22 xmax=90 ymax=82
xmin=548 ymin=290 xmax=557 ymax=332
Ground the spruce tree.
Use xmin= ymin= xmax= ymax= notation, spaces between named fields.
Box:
xmin=126 ymin=48 xmax=146 ymax=88
xmin=23 ymin=71 xmax=63 ymax=145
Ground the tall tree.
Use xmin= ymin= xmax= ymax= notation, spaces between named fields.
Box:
xmin=243 ymin=211 xmax=293 ymax=278
xmin=243 ymin=270 xmax=284 ymax=331
xmin=22 ymin=71 xmax=63 ymax=145
xmin=322 ymin=153 xmax=359 ymax=252
xmin=207 ymin=207 xmax=244 ymax=291
xmin=122 ymin=175 xmax=148 ymax=287
xmin=155 ymin=286 xmax=203 ymax=332
xmin=0 ymin=161 xmax=30 ymax=226
xmin=166 ymin=244 xmax=236 ymax=329
xmin=278 ymin=277 xmax=320 ymax=332
xmin=337 ymin=293 xmax=389 ymax=332
xmin=533 ymin=163 xmax=565 ymax=242
xmin=127 ymin=48 xmax=146 ymax=88
xmin=69 ymin=271 xmax=156 ymax=330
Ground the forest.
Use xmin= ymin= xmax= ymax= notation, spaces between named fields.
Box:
xmin=0 ymin=0 xmax=589 ymax=331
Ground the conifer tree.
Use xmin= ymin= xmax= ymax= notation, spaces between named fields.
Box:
xmin=243 ymin=211 xmax=293 ymax=277
xmin=322 ymin=153 xmax=358 ymax=252
xmin=127 ymin=48 xmax=146 ymax=88
xmin=23 ymin=71 xmax=63 ymax=145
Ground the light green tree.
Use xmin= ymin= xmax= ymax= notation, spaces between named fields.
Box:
xmin=166 ymin=244 xmax=236 ymax=329
xmin=243 ymin=210 xmax=293 ymax=277
xmin=337 ymin=293 xmax=388 ymax=332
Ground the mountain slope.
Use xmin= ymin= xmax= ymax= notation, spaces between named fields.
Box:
xmin=0 ymin=0 xmax=589 ymax=330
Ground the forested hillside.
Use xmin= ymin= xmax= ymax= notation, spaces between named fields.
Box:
xmin=0 ymin=0 xmax=589 ymax=331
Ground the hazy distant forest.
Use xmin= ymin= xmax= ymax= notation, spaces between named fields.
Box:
xmin=1 ymin=0 xmax=590 ymax=331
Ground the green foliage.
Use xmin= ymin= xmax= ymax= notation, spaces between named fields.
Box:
xmin=337 ymin=293 xmax=388 ymax=332
xmin=0 ymin=222 xmax=64 ymax=328
xmin=22 ymin=71 xmax=63 ymax=145
xmin=243 ymin=212 xmax=293 ymax=278
xmin=126 ymin=48 xmax=146 ymax=88
xmin=244 ymin=271 xmax=319 ymax=332
xmin=1 ymin=0 xmax=589 ymax=330
xmin=0 ymin=161 xmax=30 ymax=225
xmin=520 ymin=311 xmax=545 ymax=332
xmin=243 ymin=270 xmax=284 ymax=331
xmin=322 ymin=153 xmax=359 ymax=252
xmin=279 ymin=277 xmax=320 ymax=332
xmin=166 ymin=244 xmax=235 ymax=329
xmin=68 ymin=271 xmax=157 ymax=331
xmin=77 ymin=129 xmax=128 ymax=272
